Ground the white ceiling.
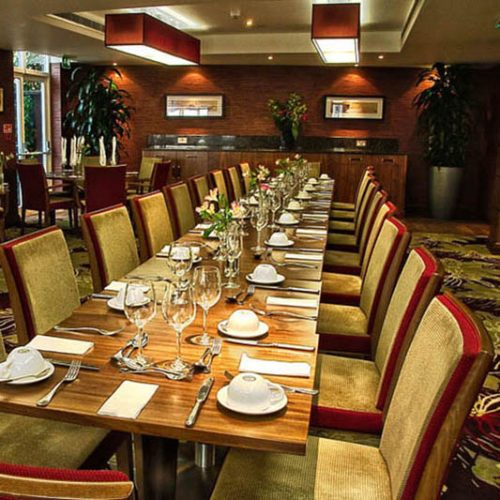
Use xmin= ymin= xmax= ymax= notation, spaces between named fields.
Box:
xmin=0 ymin=0 xmax=498 ymax=66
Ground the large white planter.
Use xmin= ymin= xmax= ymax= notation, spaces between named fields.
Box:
xmin=429 ymin=166 xmax=463 ymax=219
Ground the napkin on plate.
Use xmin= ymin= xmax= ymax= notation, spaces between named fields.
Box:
xmin=104 ymin=281 xmax=149 ymax=292
xmin=295 ymin=228 xmax=327 ymax=236
xmin=27 ymin=336 xmax=94 ymax=355
xmin=239 ymin=353 xmax=311 ymax=378
xmin=285 ymin=252 xmax=323 ymax=262
xmin=267 ymin=296 xmax=318 ymax=309
xmin=98 ymin=381 xmax=159 ymax=419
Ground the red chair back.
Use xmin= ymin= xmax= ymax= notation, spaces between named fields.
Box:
xmin=84 ymin=166 xmax=126 ymax=213
xmin=17 ymin=163 xmax=48 ymax=211
xmin=150 ymin=161 xmax=171 ymax=191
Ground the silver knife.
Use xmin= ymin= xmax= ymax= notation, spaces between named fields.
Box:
xmin=185 ymin=377 xmax=214 ymax=427
xmin=46 ymin=358 xmax=100 ymax=371
xmin=225 ymin=338 xmax=315 ymax=352
xmin=254 ymin=284 xmax=320 ymax=294
xmin=291 ymin=247 xmax=324 ymax=253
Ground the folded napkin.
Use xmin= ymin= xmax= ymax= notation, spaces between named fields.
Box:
xmin=105 ymin=281 xmax=149 ymax=293
xmin=98 ymin=381 xmax=159 ymax=419
xmin=27 ymin=336 xmax=93 ymax=355
xmin=195 ymin=223 xmax=212 ymax=230
xmin=302 ymin=214 xmax=328 ymax=220
xmin=285 ymin=252 xmax=323 ymax=262
xmin=239 ymin=353 xmax=311 ymax=378
xmin=267 ymin=296 xmax=318 ymax=309
xmin=296 ymin=228 xmax=327 ymax=236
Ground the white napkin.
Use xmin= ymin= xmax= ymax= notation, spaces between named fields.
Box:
xmin=195 ymin=223 xmax=212 ymax=230
xmin=27 ymin=336 xmax=93 ymax=355
xmin=239 ymin=353 xmax=311 ymax=378
xmin=285 ymin=252 xmax=323 ymax=262
xmin=267 ymin=296 xmax=318 ymax=309
xmin=104 ymin=281 xmax=149 ymax=293
xmin=296 ymin=228 xmax=327 ymax=236
xmin=98 ymin=381 xmax=159 ymax=419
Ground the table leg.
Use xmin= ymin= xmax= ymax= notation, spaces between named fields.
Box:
xmin=195 ymin=443 xmax=216 ymax=468
xmin=134 ymin=434 xmax=178 ymax=500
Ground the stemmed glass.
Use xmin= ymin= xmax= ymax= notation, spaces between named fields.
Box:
xmin=225 ymin=223 xmax=243 ymax=289
xmin=161 ymin=282 xmax=196 ymax=376
xmin=124 ymin=280 xmax=156 ymax=367
xmin=250 ymin=195 xmax=269 ymax=254
xmin=190 ymin=265 xmax=222 ymax=346
xmin=268 ymin=188 xmax=281 ymax=230
xmin=166 ymin=242 xmax=193 ymax=288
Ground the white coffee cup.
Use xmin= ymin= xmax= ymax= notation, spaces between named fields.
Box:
xmin=227 ymin=310 xmax=260 ymax=335
xmin=305 ymin=184 xmax=315 ymax=192
xmin=320 ymin=173 xmax=329 ymax=180
xmin=297 ymin=190 xmax=309 ymax=199
xmin=308 ymin=177 xmax=318 ymax=184
xmin=4 ymin=347 xmax=46 ymax=379
xmin=287 ymin=200 xmax=302 ymax=210
xmin=227 ymin=373 xmax=284 ymax=411
xmin=278 ymin=212 xmax=297 ymax=224
xmin=269 ymin=232 xmax=290 ymax=246
xmin=252 ymin=264 xmax=278 ymax=282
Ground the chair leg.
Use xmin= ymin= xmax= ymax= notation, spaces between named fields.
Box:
xmin=38 ymin=211 xmax=42 ymax=228
xmin=68 ymin=208 xmax=73 ymax=228
xmin=115 ymin=435 xmax=135 ymax=484
xmin=21 ymin=208 xmax=26 ymax=235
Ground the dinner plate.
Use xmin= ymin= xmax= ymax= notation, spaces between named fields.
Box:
xmin=1 ymin=360 xmax=55 ymax=386
xmin=107 ymin=297 xmax=150 ymax=312
xmin=217 ymin=320 xmax=269 ymax=339
xmin=217 ymin=385 xmax=287 ymax=415
xmin=264 ymin=239 xmax=294 ymax=248
xmin=245 ymin=273 xmax=286 ymax=285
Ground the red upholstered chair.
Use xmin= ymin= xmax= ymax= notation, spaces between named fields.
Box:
xmin=149 ymin=161 xmax=171 ymax=191
xmin=211 ymin=293 xmax=493 ymax=500
xmin=312 ymin=247 xmax=443 ymax=433
xmin=81 ymin=166 xmax=126 ymax=213
xmin=163 ymin=182 xmax=196 ymax=238
xmin=188 ymin=174 xmax=210 ymax=207
xmin=317 ymin=217 xmax=410 ymax=354
xmin=17 ymin=163 xmax=77 ymax=233
xmin=0 ymin=462 xmax=133 ymax=499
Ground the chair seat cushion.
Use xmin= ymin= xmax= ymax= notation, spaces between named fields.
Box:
xmin=330 ymin=210 xmax=355 ymax=221
xmin=211 ymin=436 xmax=391 ymax=500
xmin=321 ymin=272 xmax=361 ymax=305
xmin=48 ymin=197 xmax=74 ymax=210
xmin=327 ymin=233 xmax=357 ymax=248
xmin=331 ymin=201 xmax=355 ymax=211
xmin=328 ymin=220 xmax=355 ymax=233
xmin=0 ymin=413 xmax=108 ymax=469
xmin=324 ymin=250 xmax=361 ymax=275
xmin=311 ymin=354 xmax=383 ymax=432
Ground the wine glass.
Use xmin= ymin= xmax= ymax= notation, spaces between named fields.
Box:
xmin=167 ymin=242 xmax=193 ymax=288
xmin=190 ymin=265 xmax=222 ymax=346
xmin=161 ymin=282 xmax=196 ymax=376
xmin=124 ymin=280 xmax=156 ymax=367
xmin=225 ymin=223 xmax=243 ymax=289
xmin=251 ymin=198 xmax=269 ymax=253
xmin=268 ymin=188 xmax=281 ymax=230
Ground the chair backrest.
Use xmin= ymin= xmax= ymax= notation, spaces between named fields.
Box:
xmin=81 ymin=205 xmax=139 ymax=292
xmin=353 ymin=167 xmax=374 ymax=210
xmin=380 ymin=293 xmax=493 ymax=499
xmin=163 ymin=182 xmax=196 ymax=238
xmin=227 ymin=166 xmax=243 ymax=201
xmin=0 ymin=227 xmax=80 ymax=343
xmin=359 ymin=217 xmax=410 ymax=347
xmin=374 ymin=247 xmax=442 ymax=410
xmin=84 ymin=166 xmax=126 ymax=213
xmin=189 ymin=174 xmax=210 ymax=207
xmin=18 ymin=158 xmax=39 ymax=165
xmin=239 ymin=163 xmax=252 ymax=194
xmin=360 ymin=201 xmax=397 ymax=279
xmin=210 ymin=169 xmax=229 ymax=200
xmin=307 ymin=162 xmax=321 ymax=178
xmin=138 ymin=156 xmax=162 ymax=181
xmin=82 ymin=156 xmax=102 ymax=167
xmin=357 ymin=189 xmax=387 ymax=256
xmin=0 ymin=462 xmax=133 ymax=499
xmin=0 ymin=332 xmax=6 ymax=362
xmin=354 ymin=179 xmax=379 ymax=238
xmin=131 ymin=191 xmax=175 ymax=261
xmin=150 ymin=161 xmax=171 ymax=191
xmin=16 ymin=163 xmax=49 ymax=212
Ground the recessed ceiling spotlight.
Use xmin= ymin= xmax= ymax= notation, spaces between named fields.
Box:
xmin=268 ymin=55 xmax=274 ymax=61
xmin=378 ymin=54 xmax=384 ymax=60
xmin=245 ymin=18 xmax=254 ymax=27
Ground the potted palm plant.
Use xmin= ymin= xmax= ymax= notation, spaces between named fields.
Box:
xmin=413 ymin=63 xmax=474 ymax=219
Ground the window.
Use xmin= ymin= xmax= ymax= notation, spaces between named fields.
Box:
xmin=13 ymin=51 xmax=51 ymax=168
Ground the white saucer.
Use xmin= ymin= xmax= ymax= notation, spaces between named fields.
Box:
xmin=245 ymin=273 xmax=286 ymax=285
xmin=107 ymin=297 xmax=125 ymax=312
xmin=295 ymin=194 xmax=312 ymax=201
xmin=277 ymin=219 xmax=299 ymax=226
xmin=217 ymin=320 xmax=269 ymax=339
xmin=217 ymin=385 xmax=287 ymax=415
xmin=286 ymin=206 xmax=304 ymax=212
xmin=1 ymin=360 xmax=55 ymax=386
xmin=265 ymin=239 xmax=294 ymax=248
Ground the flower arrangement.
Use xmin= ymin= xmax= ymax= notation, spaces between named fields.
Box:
xmin=268 ymin=93 xmax=308 ymax=146
xmin=247 ymin=164 xmax=270 ymax=191
xmin=196 ymin=188 xmax=243 ymax=237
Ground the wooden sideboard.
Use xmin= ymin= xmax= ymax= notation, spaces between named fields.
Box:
xmin=143 ymin=149 xmax=408 ymax=214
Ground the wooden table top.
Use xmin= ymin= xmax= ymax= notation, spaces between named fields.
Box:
xmin=0 ymin=184 xmax=333 ymax=456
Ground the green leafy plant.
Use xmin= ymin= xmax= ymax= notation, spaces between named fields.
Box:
xmin=413 ymin=63 xmax=473 ymax=168
xmin=63 ymin=67 xmax=133 ymax=155
xmin=268 ymin=93 xmax=308 ymax=140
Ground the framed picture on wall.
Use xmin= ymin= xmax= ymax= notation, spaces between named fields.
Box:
xmin=165 ymin=94 xmax=224 ymax=118
xmin=324 ymin=95 xmax=384 ymax=120
xmin=0 ymin=88 xmax=3 ymax=113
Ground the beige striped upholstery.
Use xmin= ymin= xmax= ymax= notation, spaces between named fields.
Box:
xmin=239 ymin=163 xmax=252 ymax=194
xmin=328 ymin=220 xmax=354 ymax=232
xmin=165 ymin=183 xmax=196 ymax=237
xmin=227 ymin=166 xmax=243 ymax=200
xmin=191 ymin=175 xmax=210 ymax=206
xmin=138 ymin=156 xmax=162 ymax=181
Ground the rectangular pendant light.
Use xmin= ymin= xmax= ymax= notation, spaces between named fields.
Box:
xmin=105 ymin=13 xmax=200 ymax=66
xmin=311 ymin=3 xmax=360 ymax=64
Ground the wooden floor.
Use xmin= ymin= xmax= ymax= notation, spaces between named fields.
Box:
xmin=403 ymin=217 xmax=489 ymax=236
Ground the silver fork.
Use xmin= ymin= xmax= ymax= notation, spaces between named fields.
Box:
xmin=237 ymin=285 xmax=255 ymax=305
xmin=36 ymin=360 xmax=81 ymax=407
xmin=203 ymin=338 xmax=222 ymax=373
xmin=54 ymin=325 xmax=125 ymax=337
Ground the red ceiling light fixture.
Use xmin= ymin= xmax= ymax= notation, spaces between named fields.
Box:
xmin=311 ymin=3 xmax=360 ymax=64
xmin=105 ymin=13 xmax=200 ymax=66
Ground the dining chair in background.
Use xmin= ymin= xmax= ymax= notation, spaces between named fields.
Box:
xmin=210 ymin=169 xmax=231 ymax=201
xmin=16 ymin=163 xmax=77 ymax=233
xmin=238 ymin=162 xmax=252 ymax=195
xmin=80 ymin=166 xmax=126 ymax=214
xmin=135 ymin=156 xmax=162 ymax=190
xmin=81 ymin=156 xmax=102 ymax=167
xmin=312 ymin=247 xmax=443 ymax=433
xmin=211 ymin=293 xmax=493 ymax=499
xmin=226 ymin=166 xmax=243 ymax=201
xmin=81 ymin=204 xmax=139 ymax=292
xmin=131 ymin=191 xmax=175 ymax=261
xmin=188 ymin=174 xmax=210 ymax=207
xmin=307 ymin=161 xmax=321 ymax=178
xmin=163 ymin=182 xmax=196 ymax=238
xmin=149 ymin=161 xmax=171 ymax=192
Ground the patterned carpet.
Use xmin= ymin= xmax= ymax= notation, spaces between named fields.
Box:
xmin=0 ymin=221 xmax=498 ymax=498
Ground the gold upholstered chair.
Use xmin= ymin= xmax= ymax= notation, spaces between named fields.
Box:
xmin=238 ymin=162 xmax=252 ymax=195
xmin=318 ymin=217 xmax=410 ymax=354
xmin=306 ymin=161 xmax=321 ymax=178
xmin=137 ymin=156 xmax=162 ymax=184
xmin=312 ymin=247 xmax=442 ymax=433
xmin=211 ymin=293 xmax=493 ymax=500
xmin=81 ymin=205 xmax=140 ymax=292
xmin=0 ymin=226 xmax=80 ymax=343
xmin=321 ymin=201 xmax=397 ymax=305
xmin=131 ymin=191 xmax=175 ymax=261
xmin=226 ymin=166 xmax=243 ymax=201
xmin=163 ymin=182 xmax=196 ymax=238
xmin=0 ymin=463 xmax=133 ymax=500
xmin=188 ymin=174 xmax=210 ymax=207
xmin=210 ymin=169 xmax=230 ymax=201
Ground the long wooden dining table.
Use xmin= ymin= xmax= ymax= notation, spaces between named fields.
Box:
xmin=0 ymin=182 xmax=334 ymax=499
